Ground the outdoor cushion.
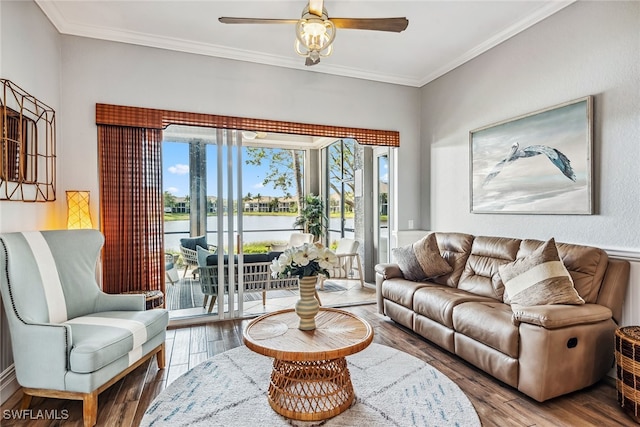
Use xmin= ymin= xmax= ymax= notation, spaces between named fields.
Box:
xmin=180 ymin=235 xmax=208 ymax=251
xmin=205 ymin=251 xmax=273 ymax=265
xmin=65 ymin=309 xmax=168 ymax=373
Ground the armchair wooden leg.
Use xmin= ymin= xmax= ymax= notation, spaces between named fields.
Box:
xmin=20 ymin=392 xmax=32 ymax=410
xmin=315 ymin=290 xmax=322 ymax=306
xmin=83 ymin=390 xmax=98 ymax=427
xmin=203 ymin=295 xmax=209 ymax=309
xmin=262 ymin=291 xmax=266 ymax=306
xmin=157 ymin=343 xmax=166 ymax=369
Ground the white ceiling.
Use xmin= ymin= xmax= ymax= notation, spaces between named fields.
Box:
xmin=35 ymin=0 xmax=574 ymax=88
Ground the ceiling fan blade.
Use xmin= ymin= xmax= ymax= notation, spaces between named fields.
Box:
xmin=218 ymin=17 xmax=299 ymax=25
xmin=331 ymin=17 xmax=409 ymax=32
xmin=308 ymin=0 xmax=324 ymax=17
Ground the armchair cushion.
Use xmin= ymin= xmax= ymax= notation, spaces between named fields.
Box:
xmin=180 ymin=235 xmax=208 ymax=251
xmin=65 ymin=309 xmax=168 ymax=373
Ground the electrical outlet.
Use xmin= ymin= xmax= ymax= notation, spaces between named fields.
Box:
xmin=408 ymin=220 xmax=414 ymax=229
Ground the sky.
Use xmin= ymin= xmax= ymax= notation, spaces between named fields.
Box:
xmin=163 ymin=140 xmax=389 ymax=199
xmin=162 ymin=141 xmax=291 ymax=199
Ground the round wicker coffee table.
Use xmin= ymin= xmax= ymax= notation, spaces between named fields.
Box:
xmin=243 ymin=307 xmax=374 ymax=421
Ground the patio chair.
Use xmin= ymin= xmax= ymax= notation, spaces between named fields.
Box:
xmin=179 ymin=235 xmax=216 ymax=278
xmin=319 ymin=238 xmax=364 ymax=289
xmin=0 ymin=230 xmax=168 ymax=427
xmin=196 ymin=249 xmax=306 ymax=312
xmin=165 ymin=253 xmax=179 ymax=285
xmin=268 ymin=232 xmax=314 ymax=252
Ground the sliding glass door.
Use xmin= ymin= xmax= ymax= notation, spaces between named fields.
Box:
xmin=374 ymin=150 xmax=390 ymax=265
xmin=163 ymin=126 xmax=311 ymax=320
xmin=163 ymin=126 xmax=245 ymax=320
xmin=325 ymin=139 xmax=356 ymax=247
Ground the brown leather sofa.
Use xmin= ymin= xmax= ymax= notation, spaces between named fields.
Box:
xmin=375 ymin=232 xmax=630 ymax=402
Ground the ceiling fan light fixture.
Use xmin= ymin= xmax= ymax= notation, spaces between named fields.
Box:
xmin=294 ymin=7 xmax=335 ymax=66
xmin=242 ymin=131 xmax=258 ymax=140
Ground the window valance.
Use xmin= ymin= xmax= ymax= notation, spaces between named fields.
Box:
xmin=96 ymin=103 xmax=399 ymax=147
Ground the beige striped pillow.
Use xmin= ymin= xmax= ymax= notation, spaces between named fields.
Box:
xmin=500 ymin=238 xmax=584 ymax=306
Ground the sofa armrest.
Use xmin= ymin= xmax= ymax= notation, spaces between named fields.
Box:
xmin=95 ymin=292 xmax=145 ymax=312
xmin=511 ymin=303 xmax=612 ymax=329
xmin=375 ymin=263 xmax=403 ymax=280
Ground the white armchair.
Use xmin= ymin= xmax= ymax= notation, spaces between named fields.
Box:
xmin=320 ymin=238 xmax=364 ymax=289
xmin=269 ymin=232 xmax=314 ymax=252
xmin=0 ymin=230 xmax=168 ymax=427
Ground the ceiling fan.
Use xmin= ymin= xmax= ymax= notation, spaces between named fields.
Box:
xmin=219 ymin=0 xmax=409 ymax=66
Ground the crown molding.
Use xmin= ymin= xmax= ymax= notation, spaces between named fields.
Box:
xmin=34 ymin=0 xmax=421 ymax=86
xmin=36 ymin=0 xmax=575 ymax=88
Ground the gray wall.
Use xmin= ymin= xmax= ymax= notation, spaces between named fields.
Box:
xmin=58 ymin=36 xmax=420 ymax=239
xmin=420 ymin=1 xmax=640 ymax=251
xmin=0 ymin=0 xmax=62 ymax=391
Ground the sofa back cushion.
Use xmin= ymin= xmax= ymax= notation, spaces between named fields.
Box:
xmin=517 ymin=239 xmax=608 ymax=303
xmin=458 ymin=236 xmax=521 ymax=299
xmin=431 ymin=232 xmax=475 ymax=287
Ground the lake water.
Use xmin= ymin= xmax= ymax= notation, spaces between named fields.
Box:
xmin=164 ymin=215 xmax=353 ymax=251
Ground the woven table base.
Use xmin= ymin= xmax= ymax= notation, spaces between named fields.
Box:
xmin=615 ymin=326 xmax=640 ymax=424
xmin=268 ymin=357 xmax=354 ymax=421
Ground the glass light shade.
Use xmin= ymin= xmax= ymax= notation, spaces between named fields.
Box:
xmin=295 ymin=18 xmax=336 ymax=57
xmin=66 ymin=190 xmax=93 ymax=229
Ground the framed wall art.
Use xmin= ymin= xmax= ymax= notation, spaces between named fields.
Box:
xmin=470 ymin=96 xmax=593 ymax=214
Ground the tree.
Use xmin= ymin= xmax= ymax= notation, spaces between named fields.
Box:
xmin=327 ymin=140 xmax=356 ymax=210
xmin=163 ymin=191 xmax=176 ymax=210
xmin=293 ymin=194 xmax=328 ymax=241
xmin=245 ymin=147 xmax=305 ymax=213
xmin=269 ymin=197 xmax=280 ymax=212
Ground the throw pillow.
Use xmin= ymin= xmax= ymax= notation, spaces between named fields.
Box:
xmin=391 ymin=233 xmax=452 ymax=281
xmin=196 ymin=246 xmax=211 ymax=267
xmin=500 ymin=238 xmax=584 ymax=306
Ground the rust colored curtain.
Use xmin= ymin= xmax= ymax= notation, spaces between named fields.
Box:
xmin=98 ymin=125 xmax=164 ymax=294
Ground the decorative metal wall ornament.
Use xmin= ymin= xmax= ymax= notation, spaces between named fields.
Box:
xmin=1 ymin=79 xmax=56 ymax=202
xmin=470 ymin=96 xmax=593 ymax=214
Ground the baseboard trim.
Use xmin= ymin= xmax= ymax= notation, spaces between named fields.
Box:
xmin=0 ymin=365 xmax=19 ymax=405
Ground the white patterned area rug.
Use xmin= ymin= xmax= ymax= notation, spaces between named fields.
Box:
xmin=141 ymin=343 xmax=480 ymax=427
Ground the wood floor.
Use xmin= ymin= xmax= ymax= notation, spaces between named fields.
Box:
xmin=1 ymin=303 xmax=635 ymax=426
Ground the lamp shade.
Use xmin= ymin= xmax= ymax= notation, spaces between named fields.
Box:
xmin=66 ymin=190 xmax=93 ymax=229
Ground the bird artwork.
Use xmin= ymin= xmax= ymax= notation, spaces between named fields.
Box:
xmin=483 ymin=142 xmax=576 ymax=187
